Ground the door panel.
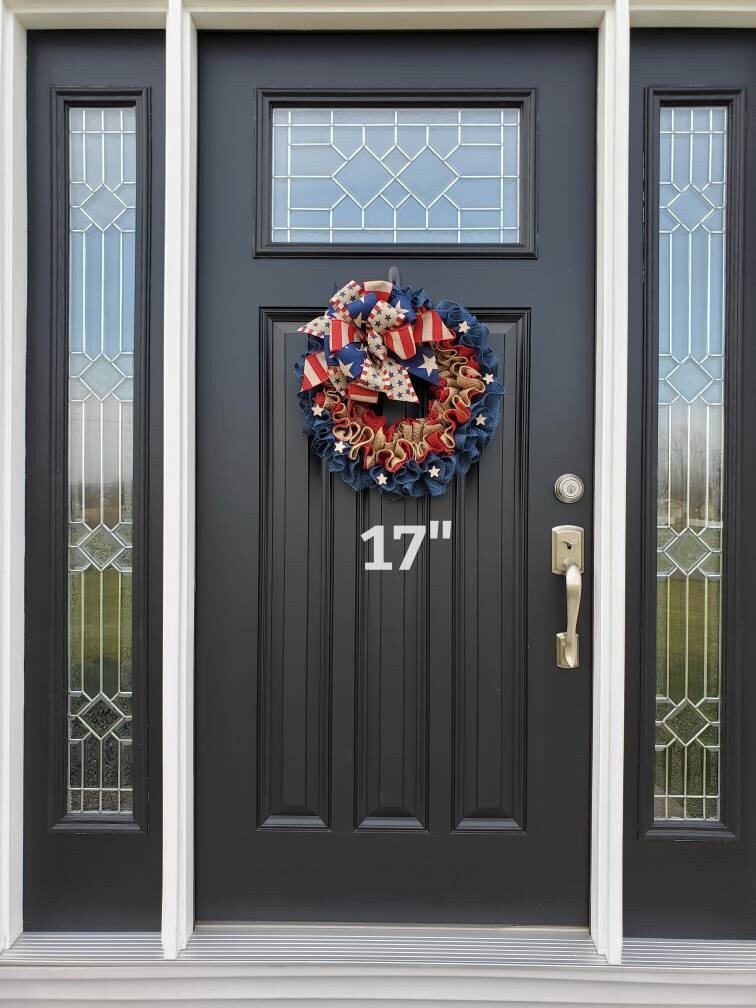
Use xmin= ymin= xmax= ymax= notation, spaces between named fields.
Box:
xmin=626 ymin=29 xmax=756 ymax=939
xmin=196 ymin=30 xmax=595 ymax=924
xmin=24 ymin=31 xmax=164 ymax=930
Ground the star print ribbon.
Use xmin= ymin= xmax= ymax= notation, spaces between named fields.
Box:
xmin=298 ymin=280 xmax=454 ymax=404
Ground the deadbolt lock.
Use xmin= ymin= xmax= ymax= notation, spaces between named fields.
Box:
xmin=554 ymin=473 xmax=585 ymax=503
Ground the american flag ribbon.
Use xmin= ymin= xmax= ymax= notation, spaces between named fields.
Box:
xmin=362 ymin=279 xmax=394 ymax=297
xmin=413 ymin=307 xmax=454 ymax=345
xmin=328 ymin=317 xmax=362 ymax=352
xmin=329 ymin=280 xmax=362 ymax=313
xmin=347 ymin=382 xmax=381 ymax=404
xmin=298 ymin=314 xmax=331 ymax=337
xmin=300 ymin=350 xmax=329 ymax=391
xmin=367 ymin=301 xmax=406 ymax=335
xmin=298 ymin=281 xmax=447 ymax=403
xmin=383 ymin=323 xmax=417 ymax=360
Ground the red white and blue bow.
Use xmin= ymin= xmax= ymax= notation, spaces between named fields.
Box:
xmin=298 ymin=280 xmax=454 ymax=404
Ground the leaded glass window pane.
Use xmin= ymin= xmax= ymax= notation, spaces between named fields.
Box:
xmin=67 ymin=106 xmax=136 ymax=815
xmin=270 ymin=107 xmax=520 ymax=244
xmin=654 ymin=106 xmax=726 ymax=822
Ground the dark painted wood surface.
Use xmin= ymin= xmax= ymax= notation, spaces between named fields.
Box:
xmin=626 ymin=29 xmax=756 ymax=939
xmin=24 ymin=31 xmax=165 ymax=930
xmin=195 ymin=31 xmax=595 ymax=924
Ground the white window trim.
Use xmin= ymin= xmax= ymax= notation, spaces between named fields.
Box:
xmin=1 ymin=1 xmax=755 ymax=999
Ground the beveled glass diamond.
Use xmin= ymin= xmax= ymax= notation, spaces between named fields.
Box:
xmin=81 ymin=526 xmax=122 ymax=569
xmin=335 ymin=149 xmax=393 ymax=207
xmin=668 ymin=186 xmax=714 ymax=230
xmin=399 ymin=149 xmax=456 ymax=206
xmin=81 ymin=186 xmax=127 ymax=230
xmin=383 ymin=147 xmax=409 ymax=174
xmin=664 ymin=528 xmax=710 ymax=573
xmin=81 ymin=357 xmax=124 ymax=398
xmin=80 ymin=695 xmax=122 ymax=738
xmin=667 ymin=358 xmax=711 ymax=402
xmin=664 ymin=699 xmax=708 ymax=744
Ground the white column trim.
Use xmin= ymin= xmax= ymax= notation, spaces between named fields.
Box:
xmin=0 ymin=0 xmax=26 ymax=954
xmin=161 ymin=0 xmax=197 ymax=961
xmin=591 ymin=0 xmax=629 ymax=967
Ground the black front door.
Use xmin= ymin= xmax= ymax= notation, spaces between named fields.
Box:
xmin=195 ymin=30 xmax=596 ymax=925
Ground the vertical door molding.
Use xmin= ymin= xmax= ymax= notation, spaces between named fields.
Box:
xmin=591 ymin=0 xmax=629 ymax=966
xmin=0 ymin=1 xmax=26 ymax=953
xmin=162 ymin=0 xmax=197 ymax=960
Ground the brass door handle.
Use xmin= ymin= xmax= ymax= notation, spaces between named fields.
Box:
xmin=552 ymin=525 xmax=584 ymax=669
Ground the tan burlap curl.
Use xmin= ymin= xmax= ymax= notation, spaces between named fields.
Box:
xmin=320 ymin=342 xmax=485 ymax=472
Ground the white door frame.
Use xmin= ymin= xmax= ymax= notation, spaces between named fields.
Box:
xmin=2 ymin=0 xmax=755 ymax=972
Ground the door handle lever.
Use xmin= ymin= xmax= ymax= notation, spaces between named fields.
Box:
xmin=552 ymin=525 xmax=584 ymax=669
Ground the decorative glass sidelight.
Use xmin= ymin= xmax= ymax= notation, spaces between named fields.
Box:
xmin=66 ymin=107 xmax=137 ymax=815
xmin=654 ymin=106 xmax=726 ymax=822
xmin=270 ymin=107 xmax=520 ymax=244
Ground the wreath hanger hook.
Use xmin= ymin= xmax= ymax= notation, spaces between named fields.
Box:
xmin=388 ymin=265 xmax=401 ymax=288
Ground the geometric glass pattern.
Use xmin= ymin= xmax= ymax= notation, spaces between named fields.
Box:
xmin=271 ymin=107 xmax=520 ymax=244
xmin=654 ymin=106 xmax=726 ymax=822
xmin=67 ymin=107 xmax=136 ymax=814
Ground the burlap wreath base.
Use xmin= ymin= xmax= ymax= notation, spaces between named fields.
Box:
xmin=295 ymin=281 xmax=504 ymax=498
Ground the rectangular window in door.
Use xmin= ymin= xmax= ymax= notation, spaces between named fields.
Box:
xmin=642 ymin=90 xmax=743 ymax=839
xmin=66 ymin=104 xmax=141 ymax=820
xmin=255 ymin=90 xmax=536 ymax=257
xmin=46 ymin=87 xmax=153 ymax=834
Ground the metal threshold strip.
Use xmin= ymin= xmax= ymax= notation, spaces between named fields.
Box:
xmin=183 ymin=924 xmax=604 ymax=967
xmin=1 ymin=926 xmax=755 ymax=970
xmin=1 ymin=925 xmax=600 ymax=967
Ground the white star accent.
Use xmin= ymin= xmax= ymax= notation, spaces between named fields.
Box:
xmin=339 ymin=359 xmax=355 ymax=379
xmin=419 ymin=353 xmax=436 ymax=377
xmin=334 ymin=439 xmax=347 ymax=454
xmin=475 ymin=414 xmax=487 ymax=427
xmin=458 ymin=320 xmax=470 ymax=333
xmin=311 ymin=403 xmax=325 ymax=416
xmin=376 ymin=472 xmax=388 ymax=486
xmin=483 ymin=373 xmax=494 ymax=385
xmin=352 ymin=313 xmax=364 ymax=327
xmin=429 ymin=465 xmax=441 ymax=478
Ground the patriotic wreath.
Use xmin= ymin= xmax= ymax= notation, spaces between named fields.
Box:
xmin=295 ymin=279 xmax=504 ymax=498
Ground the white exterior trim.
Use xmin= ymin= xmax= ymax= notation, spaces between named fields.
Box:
xmin=2 ymin=960 xmax=756 ymax=1006
xmin=0 ymin=0 xmax=25 ymax=955
xmin=591 ymin=0 xmax=629 ymax=967
xmin=161 ymin=0 xmax=197 ymax=961
xmin=1 ymin=0 xmax=754 ymax=997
